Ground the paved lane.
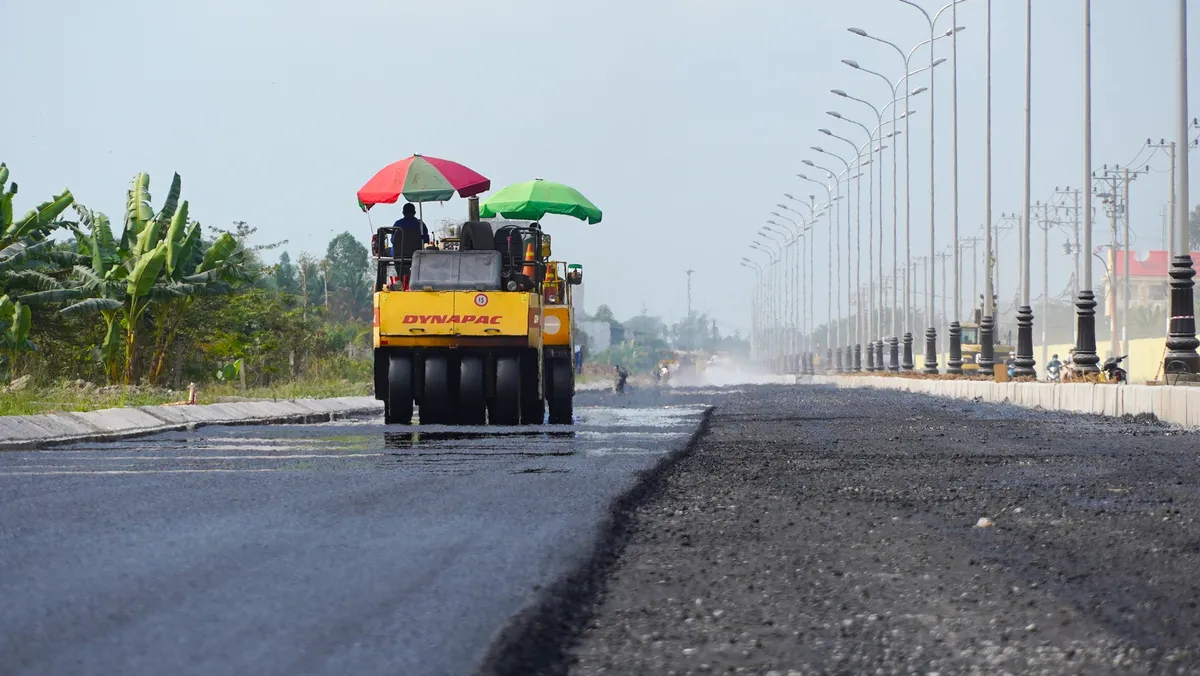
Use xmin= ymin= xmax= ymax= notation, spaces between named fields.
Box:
xmin=0 ymin=390 xmax=709 ymax=676
xmin=568 ymin=384 xmax=1200 ymax=675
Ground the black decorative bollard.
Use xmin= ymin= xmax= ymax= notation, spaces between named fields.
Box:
xmin=889 ymin=336 xmax=900 ymax=372
xmin=978 ymin=315 xmax=996 ymax=378
xmin=854 ymin=344 xmax=862 ymax=371
xmin=947 ymin=322 xmax=963 ymax=375
xmin=835 ymin=347 xmax=844 ymax=373
xmin=1071 ymin=290 xmax=1100 ymax=375
xmin=826 ymin=349 xmax=833 ymax=374
xmin=1013 ymin=305 xmax=1036 ymax=378
xmin=1164 ymin=254 xmax=1200 ymax=375
xmin=874 ymin=340 xmax=884 ymax=373
xmin=902 ymin=332 xmax=914 ymax=371
xmin=922 ymin=327 xmax=939 ymax=374
xmin=866 ymin=342 xmax=876 ymax=372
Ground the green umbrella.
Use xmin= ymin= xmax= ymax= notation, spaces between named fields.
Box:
xmin=478 ymin=178 xmax=602 ymax=224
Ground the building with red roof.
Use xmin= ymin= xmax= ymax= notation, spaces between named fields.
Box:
xmin=1104 ymin=249 xmax=1200 ymax=315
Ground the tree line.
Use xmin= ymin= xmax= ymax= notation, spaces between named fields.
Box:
xmin=0 ymin=164 xmax=372 ymax=388
xmin=586 ymin=304 xmax=749 ymax=372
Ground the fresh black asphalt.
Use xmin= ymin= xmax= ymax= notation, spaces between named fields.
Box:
xmin=0 ymin=388 xmax=710 ymax=676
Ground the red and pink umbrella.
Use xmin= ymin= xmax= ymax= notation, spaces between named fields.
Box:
xmin=357 ymin=154 xmax=490 ymax=209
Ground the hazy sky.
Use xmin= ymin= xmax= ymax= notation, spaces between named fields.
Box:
xmin=5 ymin=0 xmax=1200 ymax=337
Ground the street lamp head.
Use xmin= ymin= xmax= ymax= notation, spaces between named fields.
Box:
xmin=831 ymin=89 xmax=848 ymax=98
xmin=783 ymin=192 xmax=796 ymax=199
xmin=842 ymin=59 xmax=861 ymax=69
xmin=911 ymin=86 xmax=928 ymax=96
xmin=801 ymin=159 xmax=815 ymax=167
xmin=769 ymin=212 xmax=782 ymax=218
xmin=819 ymin=128 xmax=833 ymax=136
xmin=933 ymin=57 xmax=947 ymax=67
xmin=847 ymin=27 xmax=868 ymax=37
xmin=945 ymin=26 xmax=965 ymax=36
xmin=826 ymin=111 xmax=843 ymax=119
xmin=775 ymin=204 xmax=788 ymax=210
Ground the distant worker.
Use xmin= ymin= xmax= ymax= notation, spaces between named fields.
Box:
xmin=613 ymin=365 xmax=629 ymax=394
xmin=392 ymin=202 xmax=430 ymax=251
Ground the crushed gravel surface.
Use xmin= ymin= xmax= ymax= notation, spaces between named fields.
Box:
xmin=564 ymin=384 xmax=1200 ymax=675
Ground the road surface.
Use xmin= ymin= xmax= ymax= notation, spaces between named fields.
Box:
xmin=0 ymin=388 xmax=710 ymax=676
xmin=563 ymin=384 xmax=1200 ymax=675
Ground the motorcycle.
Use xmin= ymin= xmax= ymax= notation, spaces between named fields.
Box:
xmin=1046 ymin=361 xmax=1062 ymax=382
xmin=1101 ymin=355 xmax=1128 ymax=383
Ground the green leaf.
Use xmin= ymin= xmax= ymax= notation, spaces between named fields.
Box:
xmin=71 ymin=265 xmax=105 ymax=289
xmin=198 ymin=233 xmax=238 ymax=273
xmin=156 ymin=173 xmax=182 ymax=227
xmin=8 ymin=189 xmax=74 ymax=240
xmin=0 ymin=187 xmax=12 ymax=232
xmin=164 ymin=200 xmax=190 ymax=276
xmin=10 ymin=302 xmax=30 ymax=346
xmin=21 ymin=288 xmax=85 ymax=305
xmin=178 ymin=223 xmax=202 ymax=273
xmin=90 ymin=211 xmax=118 ymax=274
xmin=0 ymin=238 xmax=54 ymax=274
xmin=60 ymin=297 xmax=124 ymax=317
xmin=0 ymin=164 xmax=9 ymax=188
xmin=99 ymin=317 xmax=121 ymax=367
xmin=133 ymin=218 xmax=161 ymax=259
xmin=6 ymin=269 xmax=63 ymax=291
xmin=126 ymin=243 xmax=168 ymax=300
xmin=123 ymin=173 xmax=152 ymax=246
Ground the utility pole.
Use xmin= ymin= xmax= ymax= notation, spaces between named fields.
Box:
xmin=1123 ymin=167 xmax=1131 ymax=363
xmin=1096 ymin=165 xmax=1146 ymax=361
xmin=958 ymin=236 xmax=984 ymax=319
xmin=936 ymin=251 xmax=950 ymax=354
xmin=686 ymin=269 xmax=694 ymax=319
xmin=1038 ymin=203 xmax=1053 ymax=371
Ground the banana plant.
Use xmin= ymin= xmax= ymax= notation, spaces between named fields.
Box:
xmin=0 ymin=295 xmax=33 ymax=378
xmin=22 ymin=206 xmax=127 ymax=382
xmin=0 ymin=163 xmax=75 ymax=377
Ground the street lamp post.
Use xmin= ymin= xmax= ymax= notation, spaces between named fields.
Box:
xmin=1072 ymin=0 xmax=1100 ymax=375
xmin=833 ymin=90 xmax=888 ymax=370
xmin=810 ymin=150 xmax=857 ymax=370
xmin=1165 ymin=0 xmax=1200 ymax=376
xmin=740 ymin=259 xmax=763 ymax=360
xmin=947 ymin=0 xmax=963 ymax=374
xmin=763 ymin=223 xmax=796 ymax=372
xmin=819 ymin=133 xmax=871 ymax=371
xmin=827 ymin=108 xmax=878 ymax=370
xmin=980 ymin=0 xmax=997 ymax=377
xmin=1013 ymin=0 xmax=1037 ymax=378
xmin=795 ymin=174 xmax=839 ymax=371
xmin=847 ymin=25 xmax=960 ymax=372
xmin=898 ymin=0 xmax=965 ymax=375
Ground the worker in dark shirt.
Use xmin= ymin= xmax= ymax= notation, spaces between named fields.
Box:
xmin=391 ymin=202 xmax=430 ymax=253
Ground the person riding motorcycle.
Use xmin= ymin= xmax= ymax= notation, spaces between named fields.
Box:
xmin=1046 ymin=353 xmax=1062 ymax=382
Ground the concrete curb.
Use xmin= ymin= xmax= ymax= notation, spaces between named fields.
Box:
xmin=0 ymin=396 xmax=384 ymax=450
xmin=805 ymin=375 xmax=1199 ymax=427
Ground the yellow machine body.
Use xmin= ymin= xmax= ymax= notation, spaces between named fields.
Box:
xmin=375 ymin=290 xmax=543 ymax=346
xmin=540 ymin=261 xmax=574 ymax=348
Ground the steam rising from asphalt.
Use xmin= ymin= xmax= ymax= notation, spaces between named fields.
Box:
xmin=692 ymin=356 xmax=794 ymax=387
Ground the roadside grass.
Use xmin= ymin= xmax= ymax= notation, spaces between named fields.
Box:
xmin=0 ymin=378 xmax=371 ymax=417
